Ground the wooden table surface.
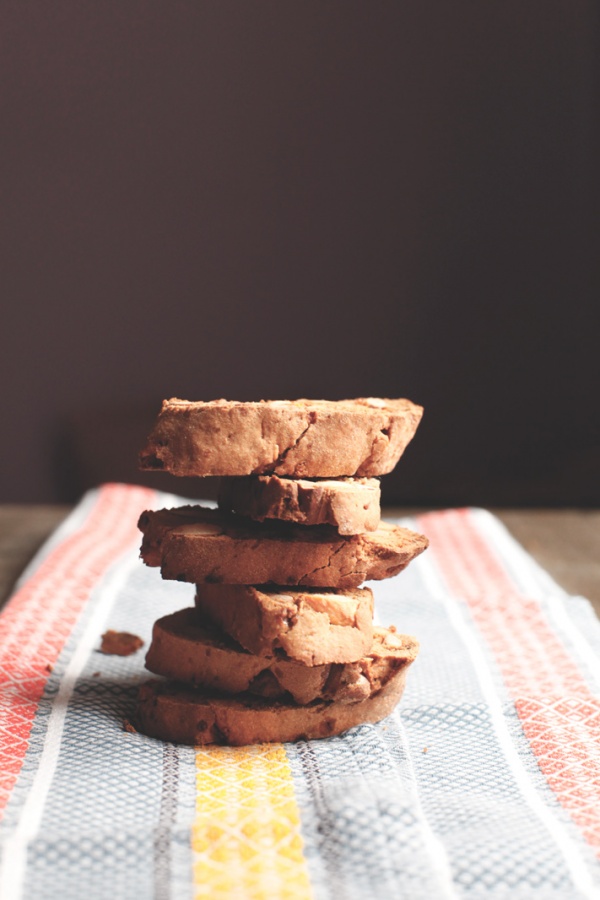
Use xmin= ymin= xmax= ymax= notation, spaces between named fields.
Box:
xmin=0 ymin=505 xmax=599 ymax=617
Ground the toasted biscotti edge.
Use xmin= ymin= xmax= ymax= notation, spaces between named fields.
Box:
xmin=138 ymin=397 xmax=423 ymax=478
xmin=138 ymin=506 xmax=429 ymax=589
xmin=218 ymin=475 xmax=381 ymax=534
xmin=194 ymin=584 xmax=374 ymax=666
xmin=145 ymin=607 xmax=419 ymax=706
xmin=134 ymin=664 xmax=409 ymax=746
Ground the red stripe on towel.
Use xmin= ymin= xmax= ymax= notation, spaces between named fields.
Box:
xmin=419 ymin=508 xmax=600 ymax=856
xmin=0 ymin=484 xmax=156 ymax=820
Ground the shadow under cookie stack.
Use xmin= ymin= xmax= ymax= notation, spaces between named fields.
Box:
xmin=134 ymin=398 xmax=429 ymax=746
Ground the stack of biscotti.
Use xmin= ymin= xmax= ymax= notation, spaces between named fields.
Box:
xmin=134 ymin=398 xmax=428 ymax=746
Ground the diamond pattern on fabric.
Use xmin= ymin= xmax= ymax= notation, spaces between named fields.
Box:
xmin=192 ymin=744 xmax=312 ymax=899
xmin=421 ymin=509 xmax=600 ymax=859
xmin=0 ymin=485 xmax=155 ymax=823
xmin=286 ymin=723 xmax=454 ymax=900
xmin=2 ymin=491 xmax=600 ymax=899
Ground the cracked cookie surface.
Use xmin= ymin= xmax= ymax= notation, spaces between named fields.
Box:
xmin=139 ymin=397 xmax=423 ymax=478
xmin=138 ymin=505 xmax=429 ymax=589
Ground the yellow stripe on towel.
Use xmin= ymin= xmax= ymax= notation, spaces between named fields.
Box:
xmin=192 ymin=743 xmax=313 ymax=900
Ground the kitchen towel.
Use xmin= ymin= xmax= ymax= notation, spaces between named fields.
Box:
xmin=1 ymin=483 xmax=599 ymax=899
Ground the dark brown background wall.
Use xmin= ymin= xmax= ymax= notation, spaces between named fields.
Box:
xmin=1 ymin=1 xmax=598 ymax=505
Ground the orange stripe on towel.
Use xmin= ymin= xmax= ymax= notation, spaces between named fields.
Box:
xmin=0 ymin=483 xmax=155 ymax=820
xmin=419 ymin=509 xmax=600 ymax=856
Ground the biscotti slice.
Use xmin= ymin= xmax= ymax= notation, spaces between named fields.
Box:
xmin=134 ymin=660 xmax=410 ymax=746
xmin=139 ymin=397 xmax=423 ymax=478
xmin=138 ymin=506 xmax=428 ymax=589
xmin=194 ymin=584 xmax=373 ymax=665
xmin=218 ymin=475 xmax=381 ymax=535
xmin=145 ymin=607 xmax=419 ymax=706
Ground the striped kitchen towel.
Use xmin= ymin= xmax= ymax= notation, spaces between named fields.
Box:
xmin=1 ymin=483 xmax=599 ymax=899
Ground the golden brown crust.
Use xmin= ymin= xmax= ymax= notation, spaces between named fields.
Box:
xmin=138 ymin=506 xmax=429 ymax=589
xmin=145 ymin=607 xmax=419 ymax=706
xmin=194 ymin=584 xmax=374 ymax=665
xmin=134 ymin=662 xmax=410 ymax=745
xmin=139 ymin=397 xmax=423 ymax=478
xmin=218 ymin=475 xmax=381 ymax=535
